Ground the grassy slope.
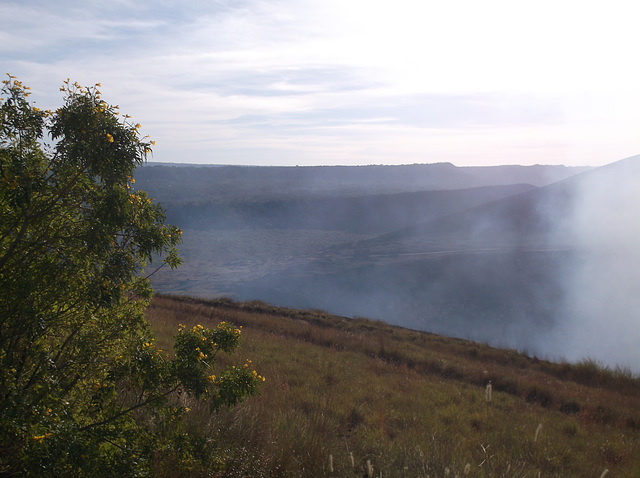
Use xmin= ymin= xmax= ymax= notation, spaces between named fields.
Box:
xmin=147 ymin=295 xmax=640 ymax=477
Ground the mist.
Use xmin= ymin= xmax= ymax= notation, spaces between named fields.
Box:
xmin=140 ymin=160 xmax=640 ymax=373
xmin=543 ymin=157 xmax=640 ymax=371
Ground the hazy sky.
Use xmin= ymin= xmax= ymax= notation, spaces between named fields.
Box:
xmin=3 ymin=0 xmax=639 ymax=166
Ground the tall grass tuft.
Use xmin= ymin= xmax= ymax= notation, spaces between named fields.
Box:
xmin=534 ymin=423 xmax=543 ymax=443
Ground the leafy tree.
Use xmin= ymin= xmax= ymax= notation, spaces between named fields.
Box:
xmin=0 ymin=75 xmax=261 ymax=476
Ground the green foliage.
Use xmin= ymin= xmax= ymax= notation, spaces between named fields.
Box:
xmin=0 ymin=76 xmax=261 ymax=476
xmin=172 ymin=322 xmax=264 ymax=407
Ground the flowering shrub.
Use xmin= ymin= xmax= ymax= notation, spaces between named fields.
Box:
xmin=173 ymin=322 xmax=264 ymax=408
xmin=0 ymin=76 xmax=261 ymax=476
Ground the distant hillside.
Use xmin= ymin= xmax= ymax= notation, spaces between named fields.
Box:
xmin=369 ymin=155 xmax=640 ymax=251
xmin=137 ymin=158 xmax=640 ymax=369
xmin=135 ymin=162 xmax=590 ymax=205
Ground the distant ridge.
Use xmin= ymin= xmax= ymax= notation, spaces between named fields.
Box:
xmin=136 ymin=162 xmax=591 ymax=206
xmin=363 ymin=154 xmax=640 ymax=252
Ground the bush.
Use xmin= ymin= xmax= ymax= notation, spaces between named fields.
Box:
xmin=0 ymin=76 xmax=261 ymax=476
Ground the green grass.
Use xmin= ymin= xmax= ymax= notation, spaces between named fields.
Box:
xmin=146 ymin=295 xmax=640 ymax=477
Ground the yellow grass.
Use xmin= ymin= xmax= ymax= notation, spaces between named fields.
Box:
xmin=147 ymin=295 xmax=640 ymax=477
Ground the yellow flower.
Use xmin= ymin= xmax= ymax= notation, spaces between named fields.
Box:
xmin=106 ymin=133 xmax=114 ymax=143
xmin=33 ymin=433 xmax=51 ymax=442
xmin=207 ymin=374 xmax=216 ymax=382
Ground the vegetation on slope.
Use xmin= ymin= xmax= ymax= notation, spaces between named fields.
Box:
xmin=147 ymin=295 xmax=640 ymax=477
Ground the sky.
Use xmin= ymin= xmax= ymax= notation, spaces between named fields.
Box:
xmin=2 ymin=0 xmax=639 ymax=167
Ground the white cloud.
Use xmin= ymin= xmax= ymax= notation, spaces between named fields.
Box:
xmin=2 ymin=0 xmax=639 ymax=166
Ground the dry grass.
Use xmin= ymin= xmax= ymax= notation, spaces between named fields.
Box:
xmin=146 ymin=295 xmax=640 ymax=477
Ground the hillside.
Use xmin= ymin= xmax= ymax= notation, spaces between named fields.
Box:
xmin=146 ymin=295 xmax=640 ymax=477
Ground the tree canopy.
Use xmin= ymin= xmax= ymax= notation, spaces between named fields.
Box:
xmin=0 ymin=75 xmax=261 ymax=476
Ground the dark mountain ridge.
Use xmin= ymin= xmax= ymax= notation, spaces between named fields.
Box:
xmin=135 ymin=162 xmax=589 ymax=205
xmin=357 ymin=154 xmax=640 ymax=253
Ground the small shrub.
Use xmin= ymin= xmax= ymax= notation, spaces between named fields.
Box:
xmin=492 ymin=377 xmax=520 ymax=395
xmin=343 ymin=406 xmax=366 ymax=435
xmin=594 ymin=405 xmax=614 ymax=425
xmin=626 ymin=416 xmax=640 ymax=430
xmin=563 ymin=421 xmax=578 ymax=437
xmin=560 ymin=400 xmax=581 ymax=415
xmin=525 ymin=386 xmax=554 ymax=408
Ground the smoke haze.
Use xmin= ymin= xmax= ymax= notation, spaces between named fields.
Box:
xmin=139 ymin=159 xmax=640 ymax=373
xmin=545 ymin=157 xmax=640 ymax=370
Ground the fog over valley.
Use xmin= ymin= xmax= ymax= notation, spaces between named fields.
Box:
xmin=137 ymin=158 xmax=640 ymax=372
